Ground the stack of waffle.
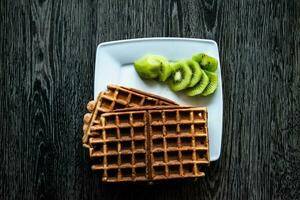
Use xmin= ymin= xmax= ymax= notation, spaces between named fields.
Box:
xmin=83 ymin=85 xmax=209 ymax=182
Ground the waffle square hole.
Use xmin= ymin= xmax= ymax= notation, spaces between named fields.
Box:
xmin=120 ymin=127 xmax=131 ymax=138
xmin=135 ymin=167 xmax=146 ymax=177
xmin=180 ymin=124 xmax=191 ymax=134
xmin=195 ymin=111 xmax=205 ymax=121
xmin=119 ymin=114 xmax=130 ymax=125
xmin=144 ymin=98 xmax=157 ymax=106
xmin=121 ymin=141 xmax=132 ymax=151
xmin=153 ymin=152 xmax=165 ymax=162
xmin=196 ymin=150 xmax=207 ymax=160
xmin=195 ymin=136 xmax=206 ymax=146
xmin=154 ymin=166 xmax=166 ymax=176
xmin=121 ymin=154 xmax=132 ymax=165
xmin=152 ymin=126 xmax=163 ymax=136
xmin=106 ymin=142 xmax=118 ymax=153
xmin=181 ymin=151 xmax=193 ymax=161
xmin=165 ymin=125 xmax=177 ymax=135
xmin=194 ymin=124 xmax=205 ymax=134
xmin=167 ymin=151 xmax=179 ymax=162
xmin=107 ymin=169 xmax=118 ymax=178
xmin=130 ymin=94 xmax=143 ymax=105
xmin=121 ymin=168 xmax=132 ymax=178
xmin=114 ymin=102 xmax=127 ymax=110
xmin=100 ymin=98 xmax=113 ymax=110
xmin=105 ymin=128 xmax=118 ymax=139
xmin=135 ymin=140 xmax=145 ymax=151
xmin=135 ymin=153 xmax=146 ymax=164
xmin=150 ymin=112 xmax=162 ymax=123
xmin=104 ymin=115 xmax=116 ymax=126
xmin=91 ymin=143 xmax=103 ymax=154
xmin=133 ymin=127 xmax=145 ymax=137
xmin=160 ymin=102 xmax=169 ymax=105
xmin=183 ymin=164 xmax=194 ymax=176
xmin=168 ymin=165 xmax=180 ymax=175
xmin=117 ymin=90 xmax=129 ymax=101
xmin=179 ymin=111 xmax=190 ymax=121
xmin=132 ymin=113 xmax=145 ymax=124
xmin=107 ymin=155 xmax=118 ymax=166
xmin=181 ymin=137 xmax=192 ymax=148
xmin=167 ymin=138 xmax=178 ymax=148
xmin=165 ymin=111 xmax=177 ymax=122
xmin=152 ymin=138 xmax=164 ymax=149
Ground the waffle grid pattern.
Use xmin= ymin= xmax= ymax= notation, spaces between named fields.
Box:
xmin=82 ymin=85 xmax=177 ymax=148
xmin=99 ymin=85 xmax=178 ymax=112
xmin=89 ymin=111 xmax=148 ymax=182
xmin=87 ymin=107 xmax=209 ymax=182
xmin=149 ymin=109 xmax=209 ymax=180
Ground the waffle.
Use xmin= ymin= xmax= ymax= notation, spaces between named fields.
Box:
xmin=94 ymin=85 xmax=178 ymax=112
xmin=85 ymin=106 xmax=209 ymax=182
xmin=82 ymin=85 xmax=178 ymax=147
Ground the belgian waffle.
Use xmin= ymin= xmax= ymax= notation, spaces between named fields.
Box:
xmin=85 ymin=106 xmax=209 ymax=182
xmin=82 ymin=85 xmax=178 ymax=147
xmin=93 ymin=85 xmax=178 ymax=112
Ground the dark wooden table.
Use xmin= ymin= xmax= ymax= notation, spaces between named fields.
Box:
xmin=1 ymin=0 xmax=300 ymax=199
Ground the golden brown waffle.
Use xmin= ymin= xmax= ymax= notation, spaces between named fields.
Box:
xmin=88 ymin=110 xmax=148 ymax=182
xmin=148 ymin=107 xmax=209 ymax=180
xmin=98 ymin=85 xmax=178 ymax=112
xmin=116 ymin=85 xmax=178 ymax=106
xmin=82 ymin=85 xmax=178 ymax=148
xmin=85 ymin=107 xmax=209 ymax=182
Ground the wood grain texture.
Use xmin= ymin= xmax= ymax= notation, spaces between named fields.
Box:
xmin=0 ymin=0 xmax=299 ymax=199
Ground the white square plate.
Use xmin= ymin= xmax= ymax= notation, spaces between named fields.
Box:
xmin=94 ymin=38 xmax=223 ymax=161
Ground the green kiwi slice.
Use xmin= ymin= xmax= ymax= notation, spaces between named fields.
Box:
xmin=149 ymin=55 xmax=172 ymax=81
xmin=157 ymin=59 xmax=172 ymax=82
xmin=134 ymin=55 xmax=162 ymax=79
xmin=185 ymin=69 xmax=209 ymax=96
xmin=201 ymin=70 xmax=218 ymax=96
xmin=192 ymin=53 xmax=218 ymax=72
xmin=185 ymin=59 xmax=202 ymax=87
xmin=167 ymin=61 xmax=192 ymax=91
xmin=134 ymin=55 xmax=172 ymax=81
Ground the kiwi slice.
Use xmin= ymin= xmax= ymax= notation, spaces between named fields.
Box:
xmin=149 ymin=55 xmax=172 ymax=81
xmin=134 ymin=55 xmax=162 ymax=79
xmin=185 ymin=69 xmax=209 ymax=96
xmin=201 ymin=70 xmax=218 ymax=96
xmin=192 ymin=53 xmax=218 ymax=72
xmin=185 ymin=59 xmax=202 ymax=87
xmin=134 ymin=55 xmax=172 ymax=81
xmin=167 ymin=61 xmax=192 ymax=91
xmin=157 ymin=59 xmax=172 ymax=82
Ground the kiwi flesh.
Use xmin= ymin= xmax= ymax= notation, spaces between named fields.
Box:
xmin=157 ymin=59 xmax=172 ymax=82
xmin=185 ymin=59 xmax=202 ymax=87
xmin=167 ymin=61 xmax=192 ymax=91
xmin=134 ymin=55 xmax=162 ymax=79
xmin=201 ymin=70 xmax=218 ymax=96
xmin=134 ymin=55 xmax=172 ymax=81
xmin=192 ymin=53 xmax=218 ymax=72
xmin=185 ymin=69 xmax=209 ymax=96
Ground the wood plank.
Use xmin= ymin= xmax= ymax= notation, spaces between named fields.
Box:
xmin=0 ymin=0 xmax=299 ymax=199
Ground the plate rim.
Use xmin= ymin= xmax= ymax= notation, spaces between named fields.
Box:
xmin=97 ymin=37 xmax=219 ymax=49
xmin=94 ymin=37 xmax=223 ymax=161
